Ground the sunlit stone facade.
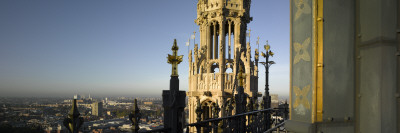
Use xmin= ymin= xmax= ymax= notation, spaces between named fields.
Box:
xmin=187 ymin=0 xmax=259 ymax=132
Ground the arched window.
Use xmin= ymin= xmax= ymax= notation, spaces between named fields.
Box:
xmin=201 ymin=100 xmax=213 ymax=120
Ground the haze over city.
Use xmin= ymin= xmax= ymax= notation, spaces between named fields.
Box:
xmin=0 ymin=0 xmax=289 ymax=98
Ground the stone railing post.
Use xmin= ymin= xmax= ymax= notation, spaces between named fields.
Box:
xmin=164 ymin=39 xmax=186 ymax=133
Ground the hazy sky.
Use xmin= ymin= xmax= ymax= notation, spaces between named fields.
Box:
xmin=0 ymin=0 xmax=289 ymax=98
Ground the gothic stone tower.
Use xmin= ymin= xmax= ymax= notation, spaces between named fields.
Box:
xmin=187 ymin=0 xmax=259 ymax=129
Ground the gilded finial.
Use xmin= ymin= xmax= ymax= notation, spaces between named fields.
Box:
xmin=167 ymin=39 xmax=184 ymax=76
xmin=171 ymin=39 xmax=179 ymax=52
xmin=265 ymin=40 xmax=270 ymax=51
xmin=255 ymin=49 xmax=259 ymax=61
xmin=261 ymin=40 xmax=274 ymax=57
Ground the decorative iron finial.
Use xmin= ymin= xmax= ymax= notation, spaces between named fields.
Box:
xmin=167 ymin=39 xmax=184 ymax=76
xmin=63 ymin=99 xmax=84 ymax=133
xmin=254 ymin=100 xmax=259 ymax=111
xmin=247 ymin=99 xmax=253 ymax=111
xmin=261 ymin=40 xmax=274 ymax=58
xmin=212 ymin=101 xmax=220 ymax=118
xmin=260 ymin=98 xmax=265 ymax=110
xmin=260 ymin=40 xmax=276 ymax=68
xmin=129 ymin=99 xmax=141 ymax=133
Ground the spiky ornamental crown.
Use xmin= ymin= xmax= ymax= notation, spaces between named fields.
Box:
xmin=195 ymin=0 xmax=252 ymax=25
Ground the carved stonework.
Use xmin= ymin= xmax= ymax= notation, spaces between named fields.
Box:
xmin=204 ymin=91 xmax=212 ymax=97
xmin=188 ymin=0 xmax=258 ymax=132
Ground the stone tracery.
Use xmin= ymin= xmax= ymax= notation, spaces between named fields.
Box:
xmin=188 ymin=1 xmax=258 ymax=132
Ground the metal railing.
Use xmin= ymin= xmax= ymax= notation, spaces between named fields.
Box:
xmin=185 ymin=107 xmax=288 ymax=133
xmin=264 ymin=120 xmax=287 ymax=133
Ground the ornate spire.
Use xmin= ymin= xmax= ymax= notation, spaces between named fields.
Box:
xmin=255 ymin=49 xmax=259 ymax=61
xmin=68 ymin=99 xmax=80 ymax=120
xmin=63 ymin=99 xmax=83 ymax=133
xmin=167 ymin=39 xmax=184 ymax=76
xmin=129 ymin=99 xmax=141 ymax=133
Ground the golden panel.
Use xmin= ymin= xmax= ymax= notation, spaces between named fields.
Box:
xmin=316 ymin=0 xmax=323 ymax=123
xmin=312 ymin=0 xmax=324 ymax=123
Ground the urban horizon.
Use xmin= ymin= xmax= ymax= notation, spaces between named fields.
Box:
xmin=0 ymin=0 xmax=290 ymax=99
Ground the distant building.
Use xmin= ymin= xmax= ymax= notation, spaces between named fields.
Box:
xmin=63 ymin=99 xmax=72 ymax=103
xmin=92 ymin=102 xmax=103 ymax=116
xmin=74 ymin=94 xmax=81 ymax=100
xmin=144 ymin=102 xmax=153 ymax=105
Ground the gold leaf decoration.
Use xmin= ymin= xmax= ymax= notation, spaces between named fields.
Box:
xmin=293 ymin=37 xmax=311 ymax=64
xmin=293 ymin=85 xmax=311 ymax=109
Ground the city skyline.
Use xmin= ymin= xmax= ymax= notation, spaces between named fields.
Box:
xmin=0 ymin=0 xmax=289 ymax=98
